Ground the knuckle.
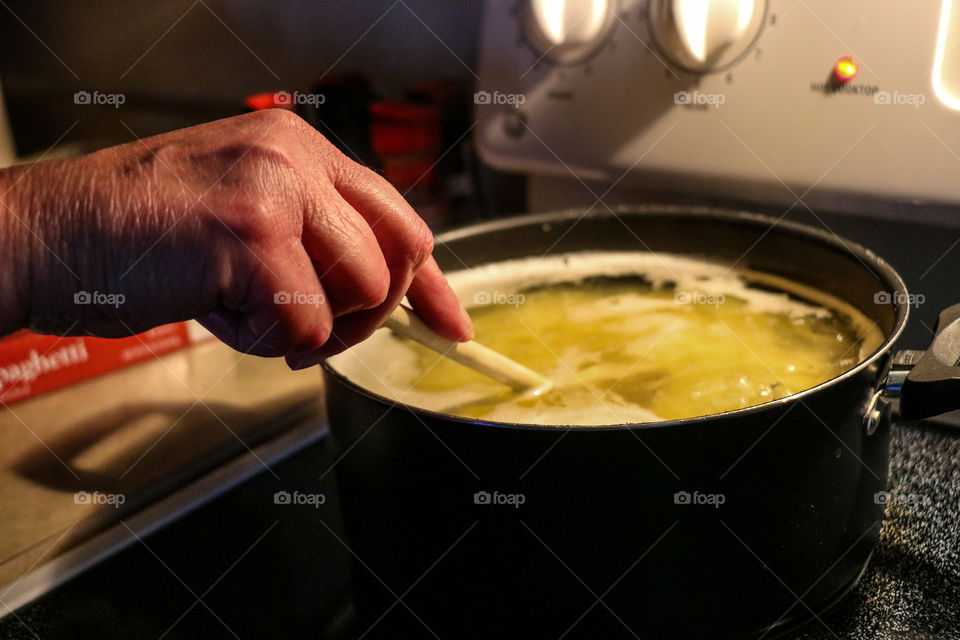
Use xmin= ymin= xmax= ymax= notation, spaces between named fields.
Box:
xmin=168 ymin=139 xmax=295 ymax=197
xmin=379 ymin=214 xmax=432 ymax=270
xmin=356 ymin=269 xmax=391 ymax=310
xmin=201 ymin=113 xmax=312 ymax=178
xmin=306 ymin=314 xmax=333 ymax=349
xmin=248 ymin=106 xmax=309 ymax=133
xmin=406 ymin=219 xmax=434 ymax=267
xmin=207 ymin=196 xmax=285 ymax=245
xmin=326 ymin=152 xmax=363 ymax=186
xmin=272 ymin=294 xmax=332 ymax=352
xmin=224 ymin=139 xmax=293 ymax=175
xmin=329 ymin=263 xmax=390 ymax=313
xmin=250 ymin=109 xmax=335 ymax=166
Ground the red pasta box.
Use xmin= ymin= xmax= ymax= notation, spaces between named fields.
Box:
xmin=0 ymin=323 xmax=193 ymax=405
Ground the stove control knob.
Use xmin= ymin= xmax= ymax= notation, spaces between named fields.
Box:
xmin=649 ymin=0 xmax=766 ymax=73
xmin=521 ymin=0 xmax=614 ymax=65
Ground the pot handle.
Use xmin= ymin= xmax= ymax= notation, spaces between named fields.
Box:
xmin=898 ymin=303 xmax=960 ymax=421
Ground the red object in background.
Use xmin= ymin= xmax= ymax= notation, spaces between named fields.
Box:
xmin=244 ymin=91 xmax=296 ymax=112
xmin=0 ymin=324 xmax=192 ymax=405
xmin=369 ymin=102 xmax=442 ymax=191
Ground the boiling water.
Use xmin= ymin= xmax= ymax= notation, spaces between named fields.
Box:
xmin=329 ymin=253 xmax=884 ymax=426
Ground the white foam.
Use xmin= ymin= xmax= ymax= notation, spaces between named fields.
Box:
xmin=443 ymin=252 xmax=830 ymax=318
xmin=328 ymin=251 xmax=873 ymax=426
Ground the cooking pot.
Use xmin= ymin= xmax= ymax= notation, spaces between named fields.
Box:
xmin=322 ymin=206 xmax=960 ymax=639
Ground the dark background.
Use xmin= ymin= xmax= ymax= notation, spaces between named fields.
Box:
xmin=0 ymin=0 xmax=483 ymax=153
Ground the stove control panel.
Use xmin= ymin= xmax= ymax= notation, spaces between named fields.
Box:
xmin=647 ymin=0 xmax=767 ymax=73
xmin=521 ymin=0 xmax=617 ymax=64
xmin=476 ymin=0 xmax=960 ymax=208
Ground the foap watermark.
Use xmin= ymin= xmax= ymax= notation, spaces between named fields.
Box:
xmin=474 ymin=490 xmax=525 ymax=509
xmin=874 ymin=491 xmax=928 ymax=506
xmin=674 ymin=291 xmax=725 ymax=307
xmin=74 ymin=290 xmax=126 ymax=308
xmin=674 ymin=490 xmax=725 ymax=508
xmin=273 ymin=90 xmax=325 ymax=107
xmin=274 ymin=490 xmax=326 ymax=508
xmin=674 ymin=90 xmax=726 ymax=109
xmin=74 ymin=490 xmax=125 ymax=508
xmin=874 ymin=291 xmax=924 ymax=308
xmin=74 ymin=90 xmax=125 ymax=108
xmin=474 ymin=90 xmax=526 ymax=106
xmin=274 ymin=291 xmax=325 ymax=308
xmin=473 ymin=290 xmax=525 ymax=308
xmin=873 ymin=90 xmax=925 ymax=108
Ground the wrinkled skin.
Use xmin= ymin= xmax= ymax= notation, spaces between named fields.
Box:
xmin=0 ymin=109 xmax=473 ymax=368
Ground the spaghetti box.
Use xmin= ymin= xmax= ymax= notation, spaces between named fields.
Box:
xmin=0 ymin=323 xmax=200 ymax=405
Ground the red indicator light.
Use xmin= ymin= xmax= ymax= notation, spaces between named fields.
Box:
xmin=834 ymin=56 xmax=858 ymax=83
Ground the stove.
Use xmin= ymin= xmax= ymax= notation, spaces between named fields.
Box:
xmin=475 ymin=0 xmax=960 ymax=223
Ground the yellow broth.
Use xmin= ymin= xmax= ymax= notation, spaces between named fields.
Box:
xmin=398 ymin=278 xmax=873 ymax=424
xmin=330 ymin=253 xmax=883 ymax=426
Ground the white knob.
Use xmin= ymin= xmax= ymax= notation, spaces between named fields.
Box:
xmin=522 ymin=0 xmax=614 ymax=64
xmin=649 ymin=0 xmax=766 ymax=73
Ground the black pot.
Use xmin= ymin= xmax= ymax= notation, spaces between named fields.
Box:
xmin=322 ymin=206 xmax=959 ymax=639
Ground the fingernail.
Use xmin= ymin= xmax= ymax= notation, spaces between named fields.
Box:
xmin=287 ymin=352 xmax=325 ymax=370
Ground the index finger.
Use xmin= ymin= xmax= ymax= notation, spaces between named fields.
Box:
xmin=333 ymin=162 xmax=472 ymax=341
xmin=405 ymin=256 xmax=473 ymax=342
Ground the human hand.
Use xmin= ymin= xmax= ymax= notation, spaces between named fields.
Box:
xmin=0 ymin=109 xmax=473 ymax=368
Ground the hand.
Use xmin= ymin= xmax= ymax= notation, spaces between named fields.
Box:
xmin=0 ymin=109 xmax=473 ymax=368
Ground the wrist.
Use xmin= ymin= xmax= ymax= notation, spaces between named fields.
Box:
xmin=0 ymin=165 xmax=30 ymax=337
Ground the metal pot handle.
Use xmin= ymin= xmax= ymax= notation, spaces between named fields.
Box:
xmin=897 ymin=303 xmax=960 ymax=421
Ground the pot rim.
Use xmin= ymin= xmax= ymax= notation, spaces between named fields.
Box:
xmin=322 ymin=205 xmax=910 ymax=432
